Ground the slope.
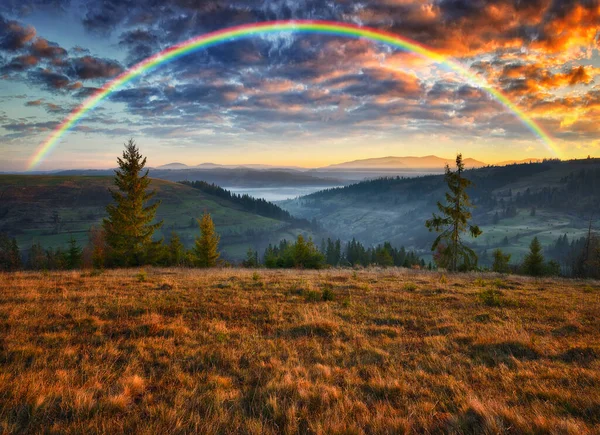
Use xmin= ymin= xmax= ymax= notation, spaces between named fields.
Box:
xmin=0 ymin=175 xmax=316 ymax=260
xmin=279 ymin=158 xmax=600 ymax=262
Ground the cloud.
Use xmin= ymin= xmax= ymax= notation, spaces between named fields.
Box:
xmin=69 ymin=55 xmax=123 ymax=80
xmin=27 ymin=68 xmax=81 ymax=91
xmin=25 ymin=98 xmax=43 ymax=106
xmin=30 ymin=37 xmax=67 ymax=59
xmin=0 ymin=14 xmax=36 ymax=51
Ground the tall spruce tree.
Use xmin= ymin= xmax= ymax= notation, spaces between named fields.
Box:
xmin=194 ymin=212 xmax=220 ymax=267
xmin=103 ymin=139 xmax=162 ymax=266
xmin=425 ymin=154 xmax=482 ymax=271
xmin=523 ymin=237 xmax=545 ymax=276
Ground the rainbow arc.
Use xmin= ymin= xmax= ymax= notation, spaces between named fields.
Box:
xmin=28 ymin=20 xmax=558 ymax=170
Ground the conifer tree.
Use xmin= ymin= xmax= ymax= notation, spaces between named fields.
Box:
xmin=168 ymin=232 xmax=185 ymax=266
xmin=523 ymin=237 xmax=545 ymax=276
xmin=492 ymin=249 xmax=511 ymax=274
xmin=103 ymin=139 xmax=162 ymax=266
xmin=425 ymin=154 xmax=482 ymax=271
xmin=242 ymin=247 xmax=259 ymax=267
xmin=65 ymin=236 xmax=82 ymax=269
xmin=0 ymin=233 xmax=21 ymax=271
xmin=194 ymin=212 xmax=220 ymax=267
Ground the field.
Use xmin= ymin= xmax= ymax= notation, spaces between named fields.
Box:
xmin=1 ymin=268 xmax=599 ymax=433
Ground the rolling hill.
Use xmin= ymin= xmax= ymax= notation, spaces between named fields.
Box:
xmin=0 ymin=175 xmax=318 ymax=260
xmin=279 ymin=158 xmax=600 ymax=263
xmin=52 ymin=168 xmax=345 ymax=188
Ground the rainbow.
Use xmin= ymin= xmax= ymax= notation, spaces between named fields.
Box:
xmin=28 ymin=20 xmax=558 ymax=169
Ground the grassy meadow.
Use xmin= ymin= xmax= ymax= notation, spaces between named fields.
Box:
xmin=0 ymin=268 xmax=599 ymax=433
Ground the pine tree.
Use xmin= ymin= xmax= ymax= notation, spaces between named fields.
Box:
xmin=65 ymin=236 xmax=82 ymax=269
xmin=492 ymin=249 xmax=511 ymax=274
xmin=0 ymin=233 xmax=21 ymax=271
xmin=103 ymin=139 xmax=163 ymax=266
xmin=523 ymin=237 xmax=545 ymax=276
xmin=194 ymin=212 xmax=220 ymax=267
xmin=168 ymin=232 xmax=185 ymax=266
xmin=242 ymin=247 xmax=259 ymax=267
xmin=425 ymin=154 xmax=482 ymax=271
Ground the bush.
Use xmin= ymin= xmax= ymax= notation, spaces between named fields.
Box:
xmin=403 ymin=282 xmax=417 ymax=291
xmin=321 ymin=285 xmax=335 ymax=301
xmin=136 ymin=270 xmax=148 ymax=282
xmin=479 ymin=289 xmax=503 ymax=307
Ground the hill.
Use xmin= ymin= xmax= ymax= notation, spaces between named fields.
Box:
xmin=0 ymin=175 xmax=318 ymax=260
xmin=495 ymin=158 xmax=544 ymax=166
xmin=0 ymin=268 xmax=598 ymax=433
xmin=53 ymin=168 xmax=344 ymax=188
xmin=322 ymin=155 xmax=488 ymax=170
xmin=280 ymin=158 xmax=600 ymax=263
xmin=156 ymin=162 xmax=189 ymax=169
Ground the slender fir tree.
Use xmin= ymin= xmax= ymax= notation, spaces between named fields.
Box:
xmin=425 ymin=153 xmax=482 ymax=271
xmin=523 ymin=237 xmax=545 ymax=276
xmin=65 ymin=236 xmax=83 ymax=269
xmin=167 ymin=232 xmax=185 ymax=266
xmin=194 ymin=212 xmax=220 ymax=267
xmin=103 ymin=139 xmax=162 ymax=266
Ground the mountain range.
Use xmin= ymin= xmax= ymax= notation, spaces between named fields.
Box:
xmin=154 ymin=155 xmax=545 ymax=171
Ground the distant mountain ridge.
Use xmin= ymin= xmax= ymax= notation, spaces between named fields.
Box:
xmin=131 ymin=156 xmax=549 ymax=172
xmin=156 ymin=162 xmax=307 ymax=171
xmin=495 ymin=158 xmax=544 ymax=166
xmin=322 ymin=155 xmax=488 ymax=170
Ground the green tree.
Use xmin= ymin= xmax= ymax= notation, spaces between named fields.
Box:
xmin=292 ymin=235 xmax=325 ymax=269
xmin=0 ymin=233 xmax=21 ymax=271
xmin=523 ymin=237 xmax=545 ymax=276
xmin=103 ymin=139 xmax=163 ymax=266
xmin=194 ymin=212 xmax=220 ymax=267
xmin=64 ymin=236 xmax=82 ymax=269
xmin=425 ymin=154 xmax=482 ymax=271
xmin=242 ymin=247 xmax=259 ymax=267
xmin=492 ymin=249 xmax=511 ymax=274
xmin=167 ymin=232 xmax=185 ymax=266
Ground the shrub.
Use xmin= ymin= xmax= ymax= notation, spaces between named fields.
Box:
xmin=403 ymin=282 xmax=417 ymax=291
xmin=479 ymin=289 xmax=503 ymax=307
xmin=321 ymin=286 xmax=335 ymax=301
xmin=136 ymin=270 xmax=148 ymax=282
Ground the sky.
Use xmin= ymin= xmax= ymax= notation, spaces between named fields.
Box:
xmin=0 ymin=0 xmax=599 ymax=171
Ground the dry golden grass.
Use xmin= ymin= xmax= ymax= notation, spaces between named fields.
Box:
xmin=0 ymin=268 xmax=599 ymax=434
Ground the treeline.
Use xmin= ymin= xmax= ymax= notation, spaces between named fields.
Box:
xmin=180 ymin=181 xmax=315 ymax=229
xmin=241 ymin=236 xmax=424 ymax=269
xmin=0 ymin=233 xmax=83 ymax=271
xmin=546 ymin=231 xmax=600 ymax=279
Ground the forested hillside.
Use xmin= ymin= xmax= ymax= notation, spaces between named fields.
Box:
xmin=280 ymin=158 xmax=600 ymax=264
xmin=0 ymin=175 xmax=319 ymax=260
